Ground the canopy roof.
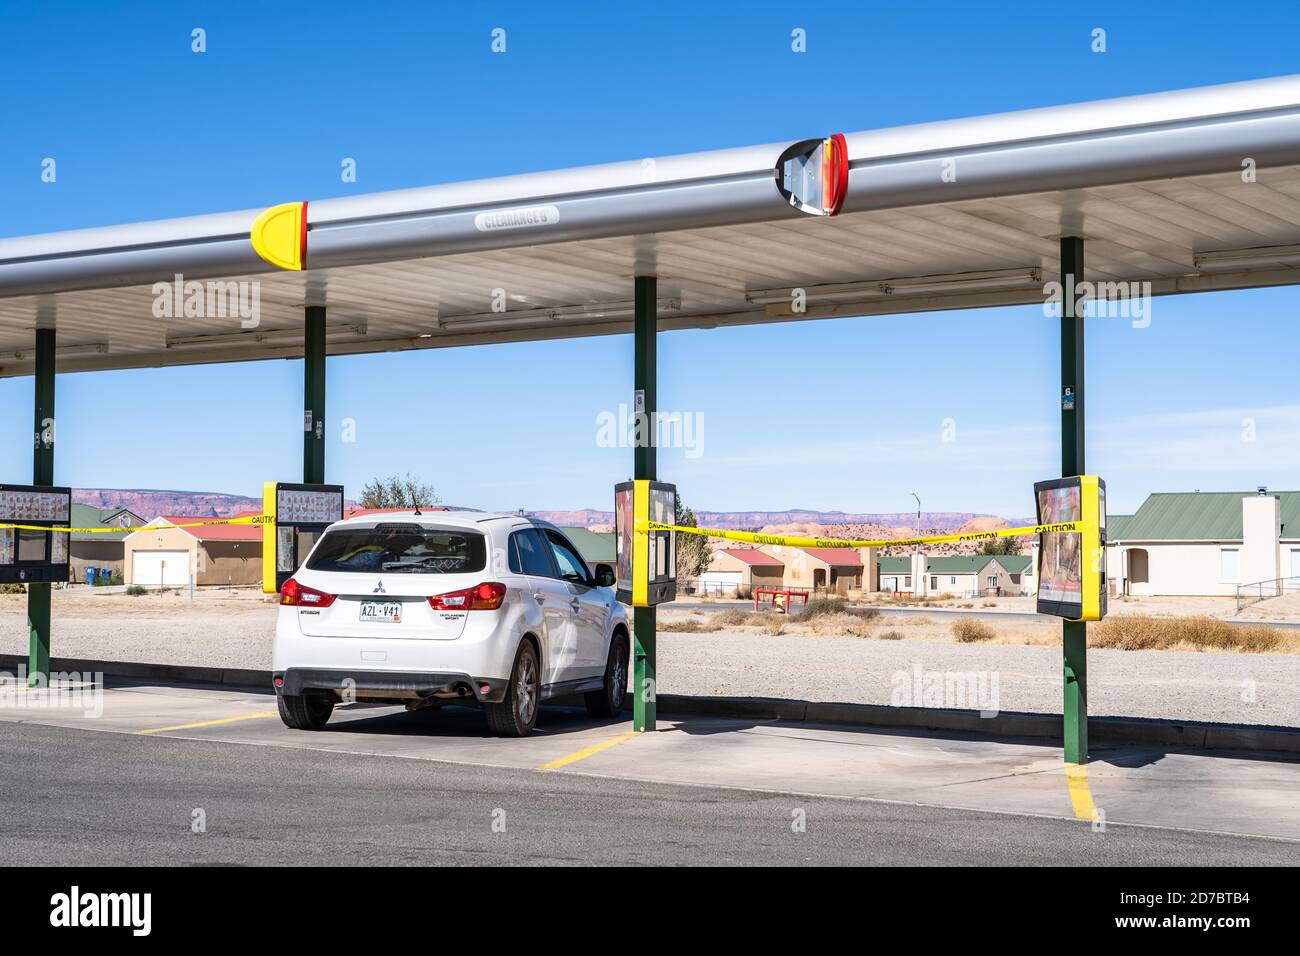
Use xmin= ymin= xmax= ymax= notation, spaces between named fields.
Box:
xmin=4 ymin=75 xmax=1300 ymax=378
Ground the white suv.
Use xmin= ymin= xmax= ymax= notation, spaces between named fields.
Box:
xmin=271 ymin=512 xmax=630 ymax=737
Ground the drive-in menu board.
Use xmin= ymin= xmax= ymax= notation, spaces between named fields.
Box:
xmin=276 ymin=487 xmax=344 ymax=526
xmin=1034 ymin=475 xmax=1107 ymax=622
xmin=0 ymin=487 xmax=70 ymax=524
xmin=0 ymin=485 xmax=72 ymax=583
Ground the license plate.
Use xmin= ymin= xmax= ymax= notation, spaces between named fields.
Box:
xmin=359 ymin=601 xmax=402 ymax=623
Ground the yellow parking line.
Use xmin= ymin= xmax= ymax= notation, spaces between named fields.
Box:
xmin=536 ymin=732 xmax=638 ymax=771
xmin=135 ymin=710 xmax=280 ymax=736
xmin=1065 ymin=764 xmax=1100 ymax=821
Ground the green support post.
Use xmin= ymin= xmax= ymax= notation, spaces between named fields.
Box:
xmin=304 ymin=306 xmax=326 ymax=484
xmin=28 ymin=328 xmax=56 ymax=687
xmin=632 ymin=275 xmax=657 ymax=733
xmin=1060 ymin=236 xmax=1088 ymax=764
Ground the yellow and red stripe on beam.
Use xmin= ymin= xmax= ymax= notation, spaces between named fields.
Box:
xmin=250 ymin=201 xmax=308 ymax=270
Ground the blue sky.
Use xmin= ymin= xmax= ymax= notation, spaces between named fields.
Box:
xmin=1 ymin=1 xmax=1297 ymax=518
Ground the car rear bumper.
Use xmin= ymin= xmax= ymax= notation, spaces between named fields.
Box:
xmin=275 ymin=667 xmax=509 ymax=703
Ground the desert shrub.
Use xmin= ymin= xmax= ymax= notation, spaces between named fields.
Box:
xmin=657 ymin=615 xmax=720 ymax=633
xmin=714 ymin=608 xmax=758 ymax=627
xmin=877 ymin=629 xmax=905 ymax=641
xmin=952 ymin=617 xmax=996 ymax=643
xmin=0 ymin=582 xmax=26 ymax=594
xmin=1091 ymin=615 xmax=1287 ymax=654
xmin=126 ymin=585 xmax=147 ymax=597
xmin=792 ymin=597 xmax=879 ymax=623
xmin=761 ymin=619 xmax=786 ymax=636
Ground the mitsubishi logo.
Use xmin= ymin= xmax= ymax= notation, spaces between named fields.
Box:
xmin=373 ymin=581 xmax=386 ymax=594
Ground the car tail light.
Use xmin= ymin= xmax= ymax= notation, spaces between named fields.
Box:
xmin=280 ymin=578 xmax=337 ymax=608
xmin=428 ymin=582 xmax=507 ymax=611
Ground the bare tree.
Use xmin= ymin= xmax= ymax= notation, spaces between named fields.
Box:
xmin=358 ymin=474 xmax=441 ymax=510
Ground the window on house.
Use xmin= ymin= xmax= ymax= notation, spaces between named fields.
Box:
xmin=930 ymin=576 xmax=938 ymax=590
xmin=1219 ymin=548 xmax=1240 ymax=583
xmin=904 ymin=575 xmax=911 ymax=588
xmin=986 ymin=575 xmax=998 ymax=586
xmin=1010 ymin=573 xmax=1021 ymax=584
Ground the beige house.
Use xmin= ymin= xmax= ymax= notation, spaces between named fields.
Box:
xmin=1100 ymin=490 xmax=1300 ymax=597
xmin=758 ymin=546 xmax=876 ymax=594
xmin=700 ymin=548 xmax=785 ymax=595
xmin=123 ymin=515 xmax=263 ymax=588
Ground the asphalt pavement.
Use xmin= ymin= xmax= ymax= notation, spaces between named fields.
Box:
xmin=1 ymin=721 xmax=1295 ymax=866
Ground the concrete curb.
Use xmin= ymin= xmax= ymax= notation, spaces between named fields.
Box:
xmin=4 ymin=654 xmax=1298 ymax=756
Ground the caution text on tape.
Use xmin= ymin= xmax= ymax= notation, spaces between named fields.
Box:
xmin=0 ymin=515 xmax=273 ymax=534
xmin=636 ymin=520 xmax=1090 ymax=550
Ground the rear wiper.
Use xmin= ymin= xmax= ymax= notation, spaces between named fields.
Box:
xmin=381 ymin=558 xmax=452 ymax=572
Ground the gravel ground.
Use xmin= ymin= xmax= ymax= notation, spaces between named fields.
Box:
xmin=2 ymin=590 xmax=1297 ymax=728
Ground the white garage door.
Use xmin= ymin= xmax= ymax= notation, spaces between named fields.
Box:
xmin=132 ymin=550 xmax=190 ymax=587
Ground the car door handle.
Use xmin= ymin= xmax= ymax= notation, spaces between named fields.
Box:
xmin=570 ymin=599 xmax=581 ymax=612
xmin=533 ymin=592 xmax=547 ymax=603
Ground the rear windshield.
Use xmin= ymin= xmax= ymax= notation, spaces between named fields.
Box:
xmin=306 ymin=526 xmax=487 ymax=574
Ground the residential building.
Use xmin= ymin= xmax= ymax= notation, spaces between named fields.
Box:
xmin=759 ymin=545 xmax=875 ymax=594
xmin=1105 ymin=490 xmax=1300 ymax=597
xmin=701 ymin=547 xmax=785 ymax=595
xmin=68 ymin=504 xmax=145 ymax=582
xmin=879 ymin=554 xmax=1033 ymax=597
xmin=123 ymin=515 xmax=263 ymax=587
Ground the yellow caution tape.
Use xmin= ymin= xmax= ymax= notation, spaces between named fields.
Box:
xmin=637 ymin=519 xmax=1092 ymax=550
xmin=0 ymin=515 xmax=272 ymax=534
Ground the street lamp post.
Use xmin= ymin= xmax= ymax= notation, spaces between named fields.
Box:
xmin=910 ymin=493 xmax=921 ymax=552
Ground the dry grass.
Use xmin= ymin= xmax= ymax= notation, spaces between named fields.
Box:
xmin=804 ymin=611 xmax=875 ymax=638
xmin=790 ymin=597 xmax=879 ymax=623
xmin=660 ymin=604 xmax=1299 ymax=655
xmin=1091 ymin=615 xmax=1296 ymax=654
xmin=657 ymin=615 xmax=720 ymax=633
xmin=713 ymin=608 xmax=772 ymax=628
xmin=871 ymin=591 xmax=956 ymax=608
xmin=952 ymin=617 xmax=996 ymax=643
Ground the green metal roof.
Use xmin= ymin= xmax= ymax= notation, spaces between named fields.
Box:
xmin=556 ymin=526 xmax=616 ymax=563
xmin=990 ymin=555 xmax=1032 ymax=573
xmin=69 ymin=503 xmax=137 ymax=542
xmin=1107 ymin=514 xmax=1135 ymax=539
xmin=1110 ymin=492 xmax=1300 ymax=541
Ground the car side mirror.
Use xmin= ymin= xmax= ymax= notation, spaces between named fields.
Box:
xmin=594 ymin=564 xmax=616 ymax=588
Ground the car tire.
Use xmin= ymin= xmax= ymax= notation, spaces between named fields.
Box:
xmin=485 ymin=641 xmax=541 ymax=737
xmin=277 ymin=691 xmax=334 ymax=730
xmin=585 ymin=630 xmax=629 ymax=718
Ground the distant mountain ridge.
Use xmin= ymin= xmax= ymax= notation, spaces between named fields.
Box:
xmin=73 ymin=488 xmax=261 ymax=518
xmin=530 ymin=508 xmax=1033 ymax=530
xmin=70 ymin=491 xmax=1030 ymax=533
